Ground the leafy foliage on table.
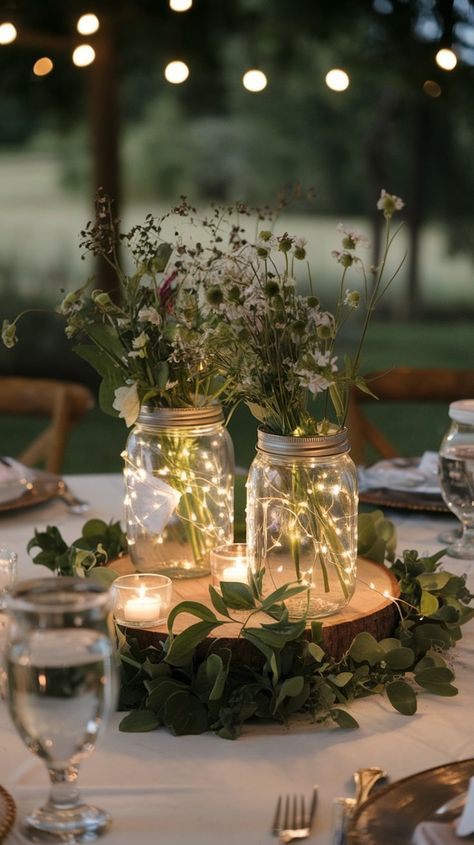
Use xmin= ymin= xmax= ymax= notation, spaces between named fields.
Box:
xmin=118 ymin=545 xmax=474 ymax=739
xmin=27 ymin=519 xmax=126 ymax=586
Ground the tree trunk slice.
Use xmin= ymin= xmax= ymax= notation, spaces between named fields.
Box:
xmin=111 ymin=556 xmax=400 ymax=661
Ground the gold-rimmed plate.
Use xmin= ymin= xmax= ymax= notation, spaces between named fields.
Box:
xmin=0 ymin=474 xmax=62 ymax=514
xmin=347 ymin=759 xmax=474 ymax=844
xmin=0 ymin=785 xmax=16 ymax=842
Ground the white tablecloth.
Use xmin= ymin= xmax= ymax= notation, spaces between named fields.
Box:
xmin=1 ymin=474 xmax=474 ymax=844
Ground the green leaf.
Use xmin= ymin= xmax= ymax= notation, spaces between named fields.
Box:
xmin=349 ymin=632 xmax=384 ymax=666
xmin=119 ymin=710 xmax=160 ymax=732
xmin=417 ymin=571 xmax=452 ymax=591
xmin=384 ymin=647 xmax=415 ymax=671
xmin=246 ymin=401 xmax=266 ymax=423
xmin=167 ymin=601 xmax=219 ymax=633
xmin=82 ymin=519 xmax=109 ymax=538
xmin=260 ymin=583 xmax=308 ymax=609
xmin=88 ymin=567 xmax=118 ymax=587
xmin=330 ymin=709 xmax=359 ymax=729
xmin=165 ymin=620 xmax=223 ymax=666
xmin=307 ymin=642 xmax=325 ymax=662
xmin=206 ymin=653 xmax=229 ymax=702
xmin=146 ymin=678 xmax=189 ymax=714
xmin=275 ymin=676 xmax=305 ymax=710
xmin=414 ymin=624 xmax=452 ymax=652
xmin=420 ymin=590 xmax=439 ymax=616
xmin=415 ymin=667 xmax=454 ymax=687
xmin=331 ymin=672 xmax=354 ymax=688
xmin=208 ymin=586 xmax=231 ymax=619
xmin=164 ymin=690 xmax=208 ymax=736
xmin=153 ymin=242 xmax=173 ymax=272
xmin=220 ymin=582 xmax=256 ymax=610
xmin=386 ymin=680 xmax=417 ymax=715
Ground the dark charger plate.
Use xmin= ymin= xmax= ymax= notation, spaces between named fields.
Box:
xmin=347 ymin=758 xmax=474 ymax=844
xmin=359 ymin=487 xmax=449 ymax=513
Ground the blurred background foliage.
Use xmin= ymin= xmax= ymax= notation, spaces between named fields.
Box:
xmin=0 ymin=0 xmax=473 ymax=470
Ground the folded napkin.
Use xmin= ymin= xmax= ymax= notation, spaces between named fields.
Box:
xmin=0 ymin=458 xmax=31 ymax=505
xmin=358 ymin=451 xmax=440 ymax=495
xmin=413 ymin=778 xmax=474 ymax=843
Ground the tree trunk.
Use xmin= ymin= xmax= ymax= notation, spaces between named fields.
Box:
xmin=88 ymin=16 xmax=121 ymax=298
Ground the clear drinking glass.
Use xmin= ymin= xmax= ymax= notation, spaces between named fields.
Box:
xmin=439 ymin=400 xmax=474 ymax=559
xmin=4 ymin=577 xmax=117 ymax=842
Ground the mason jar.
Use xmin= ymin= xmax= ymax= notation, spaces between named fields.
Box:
xmin=125 ymin=405 xmax=234 ymax=578
xmin=246 ymin=428 xmax=358 ymax=618
xmin=439 ymin=399 xmax=474 ymax=560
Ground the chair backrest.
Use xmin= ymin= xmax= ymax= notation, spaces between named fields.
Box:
xmin=0 ymin=377 xmax=94 ymax=474
xmin=347 ymin=367 xmax=474 ymax=465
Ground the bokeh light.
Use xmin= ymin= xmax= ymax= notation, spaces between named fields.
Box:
xmin=242 ymin=69 xmax=268 ymax=92
xmin=77 ymin=14 xmax=100 ymax=36
xmin=164 ymin=60 xmax=189 ymax=84
xmin=325 ymin=68 xmax=350 ymax=91
xmin=169 ymin=0 xmax=193 ymax=11
xmin=72 ymin=44 xmax=96 ymax=67
xmin=423 ymin=79 xmax=442 ymax=98
xmin=435 ymin=48 xmax=457 ymax=70
xmin=0 ymin=22 xmax=17 ymax=45
xmin=33 ymin=57 xmax=54 ymax=77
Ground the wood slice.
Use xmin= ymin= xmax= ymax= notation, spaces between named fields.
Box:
xmin=111 ymin=556 xmax=399 ymax=661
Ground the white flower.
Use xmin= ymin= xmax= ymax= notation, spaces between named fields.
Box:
xmin=336 ymin=223 xmax=369 ymax=249
xmin=296 ymin=369 xmax=333 ymax=396
xmin=130 ymin=331 xmax=149 ymax=358
xmin=113 ymin=382 xmax=140 ymax=427
xmin=376 ymin=190 xmax=404 ymax=218
xmin=138 ymin=307 xmax=162 ymax=326
xmin=344 ymin=290 xmax=360 ymax=308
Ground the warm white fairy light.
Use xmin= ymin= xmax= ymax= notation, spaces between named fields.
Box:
xmin=169 ymin=0 xmax=192 ymax=10
xmin=435 ymin=48 xmax=457 ymax=70
xmin=164 ymin=60 xmax=189 ymax=84
xmin=77 ymin=13 xmax=100 ymax=35
xmin=33 ymin=57 xmax=54 ymax=77
xmin=72 ymin=44 xmax=96 ymax=67
xmin=242 ymin=69 xmax=267 ymax=92
xmin=325 ymin=68 xmax=350 ymax=91
xmin=0 ymin=22 xmax=17 ymax=45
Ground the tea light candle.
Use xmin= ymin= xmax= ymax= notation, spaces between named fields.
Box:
xmin=124 ymin=585 xmax=161 ymax=624
xmin=112 ymin=573 xmax=172 ymax=629
xmin=210 ymin=543 xmax=250 ymax=588
xmin=222 ymin=561 xmax=248 ymax=583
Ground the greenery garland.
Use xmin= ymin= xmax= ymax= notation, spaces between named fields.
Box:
xmin=27 ymin=511 xmax=474 ymax=740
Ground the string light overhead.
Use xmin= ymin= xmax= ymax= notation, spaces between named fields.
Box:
xmin=423 ymin=79 xmax=442 ymax=97
xmin=169 ymin=0 xmax=193 ymax=11
xmin=242 ymin=69 xmax=267 ymax=92
xmin=325 ymin=68 xmax=350 ymax=91
xmin=33 ymin=56 xmax=53 ymax=76
xmin=0 ymin=22 xmax=17 ymax=45
xmin=77 ymin=14 xmax=100 ymax=36
xmin=72 ymin=44 xmax=96 ymax=67
xmin=164 ymin=60 xmax=189 ymax=83
xmin=435 ymin=47 xmax=457 ymax=70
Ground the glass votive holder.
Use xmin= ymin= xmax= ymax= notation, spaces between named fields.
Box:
xmin=112 ymin=573 xmax=172 ymax=628
xmin=210 ymin=543 xmax=249 ymax=588
xmin=0 ymin=547 xmax=17 ymax=610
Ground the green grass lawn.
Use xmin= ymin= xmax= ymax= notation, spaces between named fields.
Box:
xmin=1 ymin=320 xmax=472 ymax=474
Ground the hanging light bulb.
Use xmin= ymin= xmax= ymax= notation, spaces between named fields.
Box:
xmin=164 ymin=60 xmax=189 ymax=84
xmin=0 ymin=22 xmax=17 ymax=45
xmin=169 ymin=0 xmax=193 ymax=11
xmin=435 ymin=48 xmax=457 ymax=70
xmin=72 ymin=44 xmax=96 ymax=67
xmin=33 ymin=57 xmax=54 ymax=77
xmin=242 ymin=69 xmax=267 ymax=92
xmin=77 ymin=14 xmax=100 ymax=35
xmin=325 ymin=68 xmax=350 ymax=91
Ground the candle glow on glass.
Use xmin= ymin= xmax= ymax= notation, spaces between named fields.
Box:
xmin=0 ymin=22 xmax=16 ymax=45
xmin=222 ymin=559 xmax=248 ymax=583
xmin=169 ymin=0 xmax=193 ymax=10
xmin=124 ymin=584 xmax=162 ymax=624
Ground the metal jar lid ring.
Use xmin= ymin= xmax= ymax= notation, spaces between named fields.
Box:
xmin=257 ymin=427 xmax=350 ymax=458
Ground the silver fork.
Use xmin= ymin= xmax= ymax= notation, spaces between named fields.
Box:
xmin=272 ymin=786 xmax=318 ymax=843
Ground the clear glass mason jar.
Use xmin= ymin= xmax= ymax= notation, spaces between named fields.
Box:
xmin=246 ymin=428 xmax=358 ymax=618
xmin=439 ymin=399 xmax=474 ymax=560
xmin=125 ymin=405 xmax=235 ymax=578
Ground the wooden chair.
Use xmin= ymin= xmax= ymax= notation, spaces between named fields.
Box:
xmin=347 ymin=367 xmax=474 ymax=465
xmin=0 ymin=377 xmax=95 ymax=475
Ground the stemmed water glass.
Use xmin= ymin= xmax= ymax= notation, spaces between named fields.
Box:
xmin=4 ymin=577 xmax=117 ymax=842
